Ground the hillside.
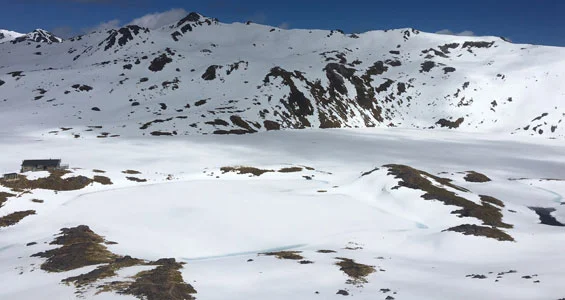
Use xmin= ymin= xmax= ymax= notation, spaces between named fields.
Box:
xmin=0 ymin=12 xmax=563 ymax=138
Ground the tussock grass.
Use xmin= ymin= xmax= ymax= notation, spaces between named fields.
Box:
xmin=261 ymin=251 xmax=304 ymax=260
xmin=384 ymin=164 xmax=513 ymax=241
xmin=93 ymin=175 xmax=113 ymax=185
xmin=0 ymin=170 xmax=91 ymax=192
xmin=0 ymin=210 xmax=36 ymax=227
xmin=335 ymin=257 xmax=375 ymax=284
xmin=0 ymin=191 xmax=15 ymax=208
xmin=464 ymin=171 xmax=491 ymax=183
xmin=220 ymin=166 xmax=274 ymax=176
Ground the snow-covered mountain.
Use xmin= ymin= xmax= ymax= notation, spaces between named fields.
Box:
xmin=10 ymin=28 xmax=63 ymax=44
xmin=0 ymin=29 xmax=24 ymax=43
xmin=0 ymin=12 xmax=563 ymax=138
xmin=2 ymin=12 xmax=565 ymax=300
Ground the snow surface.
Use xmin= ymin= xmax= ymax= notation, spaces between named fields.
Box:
xmin=0 ymin=29 xmax=24 ymax=43
xmin=1 ymin=128 xmax=565 ymax=299
xmin=1 ymin=12 xmax=565 ymax=300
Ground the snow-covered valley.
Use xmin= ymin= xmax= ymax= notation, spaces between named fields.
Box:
xmin=1 ymin=129 xmax=565 ymax=299
xmin=1 ymin=11 xmax=565 ymax=300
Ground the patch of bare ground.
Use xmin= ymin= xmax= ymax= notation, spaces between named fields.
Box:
xmin=33 ymin=225 xmax=197 ymax=300
xmin=436 ymin=117 xmax=464 ymax=129
xmin=0 ymin=191 xmax=15 ymax=208
xmin=335 ymin=258 xmax=375 ymax=285
xmin=126 ymin=177 xmax=148 ymax=183
xmin=220 ymin=166 xmax=274 ymax=176
xmin=445 ymin=224 xmax=514 ymax=241
xmin=64 ymin=255 xmax=143 ymax=287
xmin=384 ymin=164 xmax=513 ymax=241
xmin=260 ymin=251 xmax=304 ymax=260
xmin=92 ymin=169 xmax=106 ymax=173
xmin=317 ymin=249 xmax=336 ymax=253
xmin=31 ymin=199 xmax=44 ymax=203
xmin=99 ymin=258 xmax=196 ymax=300
xmin=464 ymin=171 xmax=491 ymax=183
xmin=122 ymin=170 xmax=141 ymax=175
xmin=92 ymin=175 xmax=113 ymax=185
xmin=480 ymin=195 xmax=505 ymax=207
xmin=278 ymin=167 xmax=303 ymax=173
xmin=0 ymin=210 xmax=36 ymax=227
xmin=0 ymin=170 xmax=91 ymax=192
xmin=32 ymin=225 xmax=118 ymax=272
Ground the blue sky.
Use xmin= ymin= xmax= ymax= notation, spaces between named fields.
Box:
xmin=1 ymin=0 xmax=563 ymax=46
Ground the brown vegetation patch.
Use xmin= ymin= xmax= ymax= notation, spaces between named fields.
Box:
xmin=93 ymin=175 xmax=113 ymax=185
xmin=317 ymin=249 xmax=337 ymax=253
xmin=445 ymin=224 xmax=514 ymax=241
xmin=0 ymin=210 xmax=36 ymax=227
xmin=0 ymin=171 xmax=91 ymax=192
xmin=126 ymin=177 xmax=147 ymax=183
xmin=32 ymin=225 xmax=118 ymax=272
xmin=33 ymin=226 xmax=197 ymax=299
xmin=63 ymin=255 xmax=143 ymax=287
xmin=480 ymin=195 xmax=504 ymax=207
xmin=122 ymin=170 xmax=141 ymax=175
xmin=220 ymin=166 xmax=274 ymax=176
xmin=0 ymin=191 xmax=15 ymax=208
xmin=384 ymin=164 xmax=513 ymax=240
xmin=278 ymin=167 xmax=303 ymax=173
xmin=464 ymin=171 xmax=491 ymax=183
xmin=261 ymin=251 xmax=304 ymax=260
xmin=100 ymin=258 xmax=196 ymax=300
xmin=31 ymin=199 xmax=44 ymax=203
xmin=92 ymin=169 xmax=106 ymax=173
xmin=335 ymin=258 xmax=375 ymax=284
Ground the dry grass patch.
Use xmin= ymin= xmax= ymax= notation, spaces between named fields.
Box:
xmin=317 ymin=249 xmax=337 ymax=253
xmin=0 ymin=210 xmax=36 ymax=227
xmin=384 ymin=164 xmax=513 ymax=241
xmin=33 ymin=225 xmax=197 ymax=300
xmin=31 ymin=199 xmax=44 ymax=203
xmin=464 ymin=171 xmax=491 ymax=183
xmin=220 ymin=166 xmax=274 ymax=176
xmin=126 ymin=177 xmax=147 ymax=183
xmin=32 ymin=225 xmax=118 ymax=272
xmin=278 ymin=167 xmax=303 ymax=173
xmin=0 ymin=191 xmax=15 ymax=208
xmin=445 ymin=224 xmax=514 ymax=241
xmin=93 ymin=175 xmax=113 ymax=185
xmin=480 ymin=195 xmax=504 ymax=207
xmin=92 ymin=169 xmax=106 ymax=173
xmin=64 ymin=255 xmax=143 ymax=287
xmin=261 ymin=251 xmax=304 ymax=260
xmin=100 ymin=258 xmax=196 ymax=300
xmin=0 ymin=170 xmax=91 ymax=192
xmin=335 ymin=257 xmax=375 ymax=285
xmin=122 ymin=170 xmax=141 ymax=175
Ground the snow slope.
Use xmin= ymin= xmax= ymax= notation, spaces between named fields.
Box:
xmin=1 ymin=129 xmax=565 ymax=299
xmin=1 ymin=11 xmax=565 ymax=300
xmin=0 ymin=12 xmax=564 ymax=138
xmin=0 ymin=29 xmax=24 ymax=43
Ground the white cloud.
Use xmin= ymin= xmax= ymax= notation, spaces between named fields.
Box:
xmin=247 ymin=12 xmax=267 ymax=24
xmin=129 ymin=8 xmax=188 ymax=29
xmin=436 ymin=29 xmax=475 ymax=37
xmin=278 ymin=22 xmax=290 ymax=30
xmin=84 ymin=19 xmax=121 ymax=33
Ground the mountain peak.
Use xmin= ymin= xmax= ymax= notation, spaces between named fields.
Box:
xmin=11 ymin=28 xmax=62 ymax=44
xmin=0 ymin=29 xmax=24 ymax=43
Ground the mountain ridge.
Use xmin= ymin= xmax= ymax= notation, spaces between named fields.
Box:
xmin=0 ymin=12 xmax=563 ymax=138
